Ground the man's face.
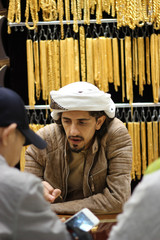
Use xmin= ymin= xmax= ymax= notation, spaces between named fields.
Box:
xmin=61 ymin=111 xmax=105 ymax=153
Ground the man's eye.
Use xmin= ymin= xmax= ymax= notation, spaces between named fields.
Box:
xmin=63 ymin=120 xmax=70 ymax=123
xmin=79 ymin=121 xmax=86 ymax=125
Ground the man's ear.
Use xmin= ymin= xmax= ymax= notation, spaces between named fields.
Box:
xmin=95 ymin=115 xmax=106 ymax=130
xmin=1 ymin=123 xmax=17 ymax=146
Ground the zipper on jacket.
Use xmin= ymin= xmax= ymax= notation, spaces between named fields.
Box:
xmin=63 ymin=164 xmax=70 ymax=200
xmin=86 ymin=157 xmax=94 ymax=195
xmin=90 ymin=175 xmax=95 ymax=193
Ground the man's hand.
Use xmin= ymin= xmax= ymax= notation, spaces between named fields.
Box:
xmin=42 ymin=181 xmax=61 ymax=203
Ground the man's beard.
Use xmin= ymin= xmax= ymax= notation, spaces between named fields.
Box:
xmin=68 ymin=144 xmax=85 ymax=153
xmin=68 ymin=135 xmax=85 ymax=153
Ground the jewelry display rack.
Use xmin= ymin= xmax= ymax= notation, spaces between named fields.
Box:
xmin=8 ymin=18 xmax=117 ymax=28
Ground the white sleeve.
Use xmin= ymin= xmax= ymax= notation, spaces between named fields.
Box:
xmin=108 ymin=171 xmax=160 ymax=240
xmin=15 ymin=174 xmax=71 ymax=240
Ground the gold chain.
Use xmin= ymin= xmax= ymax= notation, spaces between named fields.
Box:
xmin=141 ymin=121 xmax=147 ymax=175
xmin=7 ymin=0 xmax=21 ymax=33
xmin=25 ymin=0 xmax=39 ymax=30
xmin=26 ymin=39 xmax=36 ymax=107
xmin=79 ymin=26 xmax=86 ymax=82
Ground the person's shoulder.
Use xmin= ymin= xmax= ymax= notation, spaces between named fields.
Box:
xmin=0 ymin=166 xmax=42 ymax=201
xmin=37 ymin=123 xmax=65 ymax=141
xmin=105 ymin=117 xmax=128 ymax=136
xmin=144 ymin=158 xmax=160 ymax=175
xmin=136 ymin=168 xmax=160 ymax=196
xmin=109 ymin=117 xmax=126 ymax=128
xmin=28 ymin=123 xmax=65 ymax=152
xmin=2 ymin=166 xmax=41 ymax=190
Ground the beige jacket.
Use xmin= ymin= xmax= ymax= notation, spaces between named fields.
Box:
xmin=25 ymin=118 xmax=132 ymax=214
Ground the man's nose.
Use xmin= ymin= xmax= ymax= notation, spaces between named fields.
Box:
xmin=70 ymin=123 xmax=80 ymax=136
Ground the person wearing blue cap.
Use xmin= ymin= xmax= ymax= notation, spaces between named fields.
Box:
xmin=0 ymin=87 xmax=71 ymax=240
xmin=25 ymin=82 xmax=132 ymax=215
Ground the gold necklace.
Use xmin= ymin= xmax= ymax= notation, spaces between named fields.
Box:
xmin=25 ymin=0 xmax=39 ymax=30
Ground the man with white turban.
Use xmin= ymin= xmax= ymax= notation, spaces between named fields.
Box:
xmin=25 ymin=82 xmax=132 ymax=215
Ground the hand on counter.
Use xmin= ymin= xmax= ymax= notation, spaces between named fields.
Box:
xmin=42 ymin=181 xmax=61 ymax=203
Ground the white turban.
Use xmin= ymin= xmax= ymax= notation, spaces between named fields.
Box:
xmin=50 ymin=82 xmax=115 ymax=120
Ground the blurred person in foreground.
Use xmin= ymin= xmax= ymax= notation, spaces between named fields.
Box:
xmin=108 ymin=158 xmax=160 ymax=240
xmin=25 ymin=82 xmax=132 ymax=215
xmin=0 ymin=87 xmax=71 ymax=240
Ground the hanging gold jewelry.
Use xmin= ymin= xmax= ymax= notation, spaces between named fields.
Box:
xmin=93 ymin=37 xmax=100 ymax=87
xmin=39 ymin=39 xmax=48 ymax=101
xmin=53 ymin=39 xmax=60 ymax=89
xmin=60 ymin=38 xmax=66 ymax=87
xmin=26 ymin=38 xmax=35 ymax=107
xmin=138 ymin=36 xmax=145 ymax=96
xmin=86 ymin=37 xmax=94 ymax=85
xmin=134 ymin=122 xmax=141 ymax=180
xmin=97 ymin=36 xmax=104 ymax=90
xmin=66 ymin=37 xmax=74 ymax=84
xmin=150 ymin=33 xmax=159 ymax=103
xmin=141 ymin=121 xmax=147 ymax=174
xmin=106 ymin=36 xmax=113 ymax=83
xmin=145 ymin=36 xmax=151 ymax=85
xmin=57 ymin=0 xmax=64 ymax=39
xmin=127 ymin=122 xmax=135 ymax=180
xmin=33 ymin=39 xmax=41 ymax=100
xmin=7 ymin=0 xmax=21 ymax=33
xmin=120 ymin=38 xmax=125 ymax=101
xmin=47 ymin=39 xmax=54 ymax=103
xmin=77 ymin=0 xmax=82 ymax=20
xmin=147 ymin=121 xmax=153 ymax=166
xmin=74 ymin=38 xmax=80 ymax=82
xmin=99 ymin=36 xmax=108 ymax=92
xmin=40 ymin=0 xmax=57 ymax=21
xmin=125 ymin=36 xmax=133 ymax=105
xmin=153 ymin=121 xmax=159 ymax=161
xmin=25 ymin=0 xmax=39 ymax=30
xmin=84 ymin=0 xmax=90 ymax=25
xmin=96 ymin=0 xmax=102 ymax=24
xmin=73 ymin=0 xmax=78 ymax=33
xmin=64 ymin=0 xmax=70 ymax=23
xmin=132 ymin=37 xmax=138 ymax=86
xmin=112 ymin=37 xmax=120 ymax=92
xmin=79 ymin=26 xmax=86 ymax=82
